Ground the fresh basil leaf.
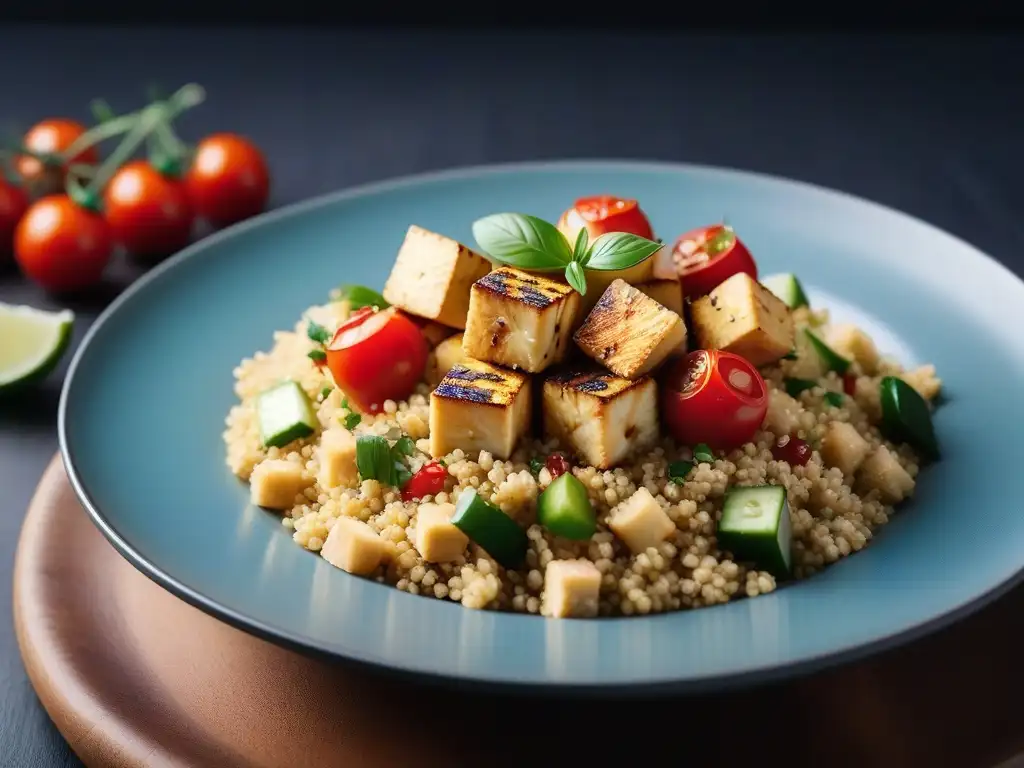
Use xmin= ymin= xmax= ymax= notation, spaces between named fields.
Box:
xmin=471 ymin=213 xmax=571 ymax=270
xmin=693 ymin=443 xmax=715 ymax=464
xmin=668 ymin=460 xmax=694 ymax=483
xmin=307 ymin=349 xmax=327 ymax=363
xmin=393 ymin=436 xmax=416 ymax=456
xmin=585 ymin=232 xmax=663 ymax=272
xmin=306 ymin=319 xmax=331 ymax=345
xmin=565 ymin=261 xmax=587 ymax=296
xmin=331 ymin=284 xmax=389 ymax=310
xmin=571 ymin=226 xmax=589 ymax=263
xmin=356 ymin=435 xmax=397 ymax=485
xmin=343 ymin=412 xmax=361 ymax=431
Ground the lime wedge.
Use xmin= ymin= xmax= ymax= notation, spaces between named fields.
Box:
xmin=0 ymin=303 xmax=75 ymax=393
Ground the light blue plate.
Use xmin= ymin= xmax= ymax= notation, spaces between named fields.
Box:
xmin=59 ymin=161 xmax=1024 ymax=694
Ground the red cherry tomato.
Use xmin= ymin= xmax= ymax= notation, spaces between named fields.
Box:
xmin=545 ymin=453 xmax=571 ymax=479
xmin=326 ymin=306 xmax=428 ymax=414
xmin=772 ymin=435 xmax=811 ymax=466
xmin=14 ymin=195 xmax=112 ymax=293
xmin=669 ymin=224 xmax=758 ymax=298
xmin=401 ymin=461 xmax=448 ymax=502
xmin=16 ymin=119 xmax=99 ymax=197
xmin=0 ymin=179 xmax=29 ymax=259
xmin=556 ymin=194 xmax=654 ymax=244
xmin=185 ymin=133 xmax=270 ymax=227
xmin=102 ymin=160 xmax=193 ymax=258
xmin=662 ymin=349 xmax=769 ymax=450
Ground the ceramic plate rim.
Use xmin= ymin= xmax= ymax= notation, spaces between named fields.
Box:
xmin=57 ymin=158 xmax=1024 ymax=694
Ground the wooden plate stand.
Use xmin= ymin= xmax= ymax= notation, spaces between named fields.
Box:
xmin=13 ymin=455 xmax=1024 ymax=768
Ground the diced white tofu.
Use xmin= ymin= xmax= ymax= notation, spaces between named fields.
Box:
xmin=763 ymin=389 xmax=803 ymax=437
xmin=543 ymin=369 xmax=657 ymax=469
xmin=414 ymin=319 xmax=459 ymax=349
xmin=820 ymin=421 xmax=872 ymax=477
xmin=900 ymin=364 xmax=942 ymax=401
xmin=425 ymin=333 xmax=469 ymax=388
xmin=826 ymin=323 xmax=880 ymax=375
xmin=608 ymin=487 xmax=675 ymax=554
xmin=857 ymin=445 xmax=915 ymax=503
xmin=249 ymin=459 xmax=309 ymax=510
xmin=635 ymin=279 xmax=684 ymax=316
xmin=321 ymin=517 xmax=391 ymax=576
xmin=429 ymin=359 xmax=532 ymax=460
xmin=541 ymin=559 xmax=602 ymax=618
xmin=574 ymin=279 xmax=686 ymax=379
xmin=463 ymin=267 xmax=580 ymax=373
xmin=381 ymin=225 xmax=492 ymax=329
xmin=316 ymin=427 xmax=358 ymax=490
xmin=414 ymin=502 xmax=469 ymax=563
xmin=691 ymin=272 xmax=795 ymax=367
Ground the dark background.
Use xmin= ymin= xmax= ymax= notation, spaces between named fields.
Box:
xmin=1 ymin=21 xmax=1023 ymax=767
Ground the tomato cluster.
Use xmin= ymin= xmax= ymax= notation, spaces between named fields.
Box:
xmin=554 ymin=194 xmax=769 ymax=451
xmin=3 ymin=97 xmax=271 ymax=295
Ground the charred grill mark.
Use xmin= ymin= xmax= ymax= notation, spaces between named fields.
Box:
xmin=445 ymin=366 xmax=503 ymax=383
xmin=434 ymin=382 xmax=496 ymax=403
xmin=576 ymin=377 xmax=610 ymax=393
xmin=517 ymin=283 xmax=556 ymax=308
xmin=625 ymin=425 xmax=637 ymax=439
xmin=475 ymin=268 xmax=568 ymax=310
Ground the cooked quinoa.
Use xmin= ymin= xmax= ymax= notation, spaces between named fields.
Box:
xmin=223 ymin=300 xmax=941 ymax=617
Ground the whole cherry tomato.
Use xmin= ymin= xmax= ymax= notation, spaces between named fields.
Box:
xmin=14 ymin=195 xmax=112 ymax=293
xmin=103 ymin=160 xmax=193 ymax=258
xmin=17 ymin=119 xmax=99 ymax=198
xmin=401 ymin=461 xmax=448 ymax=502
xmin=556 ymin=194 xmax=655 ymax=244
xmin=185 ymin=133 xmax=270 ymax=227
xmin=662 ymin=349 xmax=769 ymax=450
xmin=668 ymin=224 xmax=758 ymax=298
xmin=772 ymin=435 xmax=812 ymax=467
xmin=0 ymin=179 xmax=29 ymax=259
xmin=326 ymin=306 xmax=428 ymax=414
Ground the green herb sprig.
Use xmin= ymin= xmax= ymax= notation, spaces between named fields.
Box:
xmin=355 ymin=433 xmax=417 ymax=488
xmin=331 ymin=284 xmax=389 ymax=310
xmin=471 ymin=212 xmax=662 ymax=296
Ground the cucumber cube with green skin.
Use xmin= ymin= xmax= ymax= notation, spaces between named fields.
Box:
xmin=257 ymin=380 xmax=318 ymax=448
xmin=451 ymin=488 xmax=528 ymax=569
xmin=761 ymin=274 xmax=810 ymax=309
xmin=717 ymin=485 xmax=792 ymax=578
xmin=804 ymin=329 xmax=851 ymax=375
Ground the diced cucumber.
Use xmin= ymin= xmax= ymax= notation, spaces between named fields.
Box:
xmin=784 ymin=377 xmax=817 ymax=398
xmin=537 ymin=472 xmax=596 ymax=540
xmin=804 ymin=329 xmax=851 ymax=375
xmin=717 ymin=485 xmax=791 ymax=578
xmin=761 ymin=273 xmax=810 ymax=309
xmin=451 ymin=488 xmax=528 ymax=569
xmin=823 ymin=391 xmax=844 ymax=408
xmin=257 ymin=380 xmax=318 ymax=448
xmin=879 ymin=376 xmax=940 ymax=461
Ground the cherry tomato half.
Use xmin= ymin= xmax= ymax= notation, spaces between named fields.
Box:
xmin=185 ymin=133 xmax=270 ymax=227
xmin=662 ymin=349 xmax=769 ymax=450
xmin=16 ymin=119 xmax=99 ymax=198
xmin=669 ymin=224 xmax=757 ymax=298
xmin=0 ymin=179 xmax=29 ymax=259
xmin=14 ymin=195 xmax=112 ymax=293
xmin=556 ymin=194 xmax=654 ymax=244
xmin=326 ymin=306 xmax=428 ymax=414
xmin=103 ymin=160 xmax=193 ymax=258
xmin=401 ymin=461 xmax=448 ymax=502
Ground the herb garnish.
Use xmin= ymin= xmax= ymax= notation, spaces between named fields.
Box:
xmin=320 ymin=385 xmax=333 ymax=399
xmin=693 ymin=443 xmax=715 ymax=464
xmin=471 ymin=212 xmax=662 ymax=297
xmin=668 ymin=460 xmax=694 ymax=484
xmin=307 ymin=349 xmax=327 ymax=363
xmin=306 ymin=319 xmax=331 ymax=345
xmin=331 ymin=284 xmax=389 ymax=310
xmin=823 ymin=391 xmax=844 ymax=408
xmin=355 ymin=433 xmax=417 ymax=488
xmin=528 ymin=457 xmax=544 ymax=476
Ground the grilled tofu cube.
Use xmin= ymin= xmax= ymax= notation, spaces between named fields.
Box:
xmin=425 ymin=333 xmax=469 ymax=387
xmin=856 ymin=445 xmax=915 ymax=503
xmin=316 ymin=427 xmax=359 ymax=490
xmin=691 ymin=272 xmax=795 ymax=367
xmin=636 ymin=279 xmax=684 ymax=317
xmin=463 ymin=267 xmax=580 ymax=373
xmin=429 ymin=360 xmax=532 ymax=460
xmin=574 ymin=279 xmax=686 ymax=379
xmin=541 ymin=559 xmax=602 ymax=618
xmin=820 ymin=421 xmax=871 ymax=477
xmin=321 ymin=517 xmax=391 ymax=576
xmin=608 ymin=487 xmax=675 ymax=554
xmin=414 ymin=502 xmax=469 ymax=563
xmin=249 ymin=459 xmax=310 ymax=510
xmin=382 ymin=225 xmax=492 ymax=329
xmin=543 ymin=369 xmax=658 ymax=469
